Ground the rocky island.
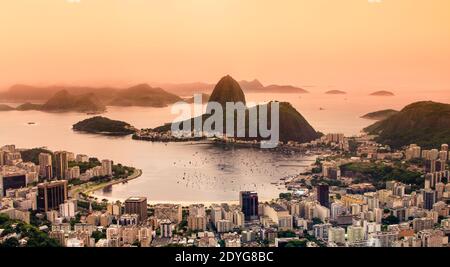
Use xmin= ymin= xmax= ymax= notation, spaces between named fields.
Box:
xmin=370 ymin=90 xmax=395 ymax=96
xmin=142 ymin=75 xmax=319 ymax=144
xmin=0 ymin=104 xmax=14 ymax=111
xmin=361 ymin=109 xmax=399 ymax=120
xmin=73 ymin=116 xmax=136 ymax=136
xmin=325 ymin=90 xmax=346 ymax=95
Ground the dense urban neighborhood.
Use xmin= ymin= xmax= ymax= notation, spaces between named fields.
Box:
xmin=1 ymin=131 xmax=449 ymax=247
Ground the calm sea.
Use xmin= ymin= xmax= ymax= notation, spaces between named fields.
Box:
xmin=1 ymin=90 xmax=448 ymax=203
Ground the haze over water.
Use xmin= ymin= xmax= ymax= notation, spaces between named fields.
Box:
xmin=1 ymin=90 xmax=448 ymax=203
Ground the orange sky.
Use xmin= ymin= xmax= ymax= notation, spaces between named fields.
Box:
xmin=0 ymin=0 xmax=449 ymax=91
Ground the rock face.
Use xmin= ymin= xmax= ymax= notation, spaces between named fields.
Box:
xmin=361 ymin=109 xmax=399 ymax=120
xmin=251 ymin=102 xmax=319 ymax=143
xmin=370 ymin=90 xmax=395 ymax=96
xmin=108 ymin=84 xmax=182 ymax=107
xmin=73 ymin=116 xmax=135 ymax=136
xmin=154 ymin=75 xmax=319 ymax=144
xmin=364 ymin=101 xmax=450 ymax=148
xmin=208 ymin=75 xmax=246 ymax=106
xmin=41 ymin=90 xmax=106 ymax=113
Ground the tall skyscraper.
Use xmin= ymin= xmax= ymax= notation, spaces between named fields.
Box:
xmin=423 ymin=189 xmax=436 ymax=210
xmin=54 ymin=151 xmax=69 ymax=179
xmin=39 ymin=153 xmax=53 ymax=179
xmin=101 ymin=159 xmax=113 ymax=176
xmin=124 ymin=197 xmax=148 ymax=222
xmin=240 ymin=191 xmax=259 ymax=221
xmin=37 ymin=180 xmax=68 ymax=212
xmin=317 ymin=184 xmax=330 ymax=208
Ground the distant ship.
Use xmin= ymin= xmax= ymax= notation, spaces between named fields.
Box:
xmin=28 ymin=122 xmax=36 ymax=125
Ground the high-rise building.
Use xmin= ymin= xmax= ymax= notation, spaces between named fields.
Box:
xmin=239 ymin=191 xmax=259 ymax=221
xmin=37 ymin=180 xmax=68 ymax=212
xmin=313 ymin=223 xmax=332 ymax=241
xmin=317 ymin=184 xmax=330 ymax=208
xmin=187 ymin=215 xmax=207 ymax=231
xmin=328 ymin=227 xmax=346 ymax=244
xmin=153 ymin=204 xmax=182 ymax=224
xmin=423 ymin=189 xmax=436 ymax=210
xmin=38 ymin=153 xmax=53 ymax=179
xmin=425 ymin=160 xmax=437 ymax=173
xmin=124 ymin=197 xmax=148 ymax=222
xmin=160 ymin=219 xmax=173 ymax=238
xmin=216 ymin=219 xmax=233 ymax=233
xmin=406 ymin=144 xmax=421 ymax=160
xmin=347 ymin=226 xmax=365 ymax=243
xmin=101 ymin=160 xmax=113 ymax=176
xmin=54 ymin=151 xmax=69 ymax=179
xmin=189 ymin=204 xmax=206 ymax=217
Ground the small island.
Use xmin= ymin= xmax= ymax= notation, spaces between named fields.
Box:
xmin=15 ymin=102 xmax=43 ymax=111
xmin=325 ymin=90 xmax=346 ymax=95
xmin=73 ymin=116 xmax=136 ymax=136
xmin=361 ymin=109 xmax=399 ymax=120
xmin=370 ymin=90 xmax=395 ymax=96
xmin=0 ymin=104 xmax=14 ymax=111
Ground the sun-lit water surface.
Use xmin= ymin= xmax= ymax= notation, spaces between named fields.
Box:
xmin=0 ymin=90 xmax=448 ymax=203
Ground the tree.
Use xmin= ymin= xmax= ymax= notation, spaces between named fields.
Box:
xmin=0 ymin=237 xmax=20 ymax=247
xmin=312 ymin=218 xmax=323 ymax=225
xmin=382 ymin=215 xmax=400 ymax=225
xmin=285 ymin=239 xmax=307 ymax=248
xmin=278 ymin=230 xmax=297 ymax=238
xmin=279 ymin=193 xmax=292 ymax=201
xmin=91 ymin=230 xmax=106 ymax=242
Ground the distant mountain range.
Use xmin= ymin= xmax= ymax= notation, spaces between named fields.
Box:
xmin=0 ymin=83 xmax=182 ymax=112
xmin=107 ymin=84 xmax=181 ymax=107
xmin=0 ymin=79 xmax=308 ymax=108
xmin=151 ymin=79 xmax=309 ymax=95
xmin=361 ymin=109 xmax=399 ymax=120
xmin=0 ymin=90 xmax=106 ymax=113
xmin=42 ymin=90 xmax=106 ymax=113
xmin=364 ymin=101 xmax=450 ymax=148
xmin=239 ymin=80 xmax=309 ymax=94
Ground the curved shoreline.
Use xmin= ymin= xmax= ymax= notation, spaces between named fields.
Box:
xmin=70 ymin=169 xmax=143 ymax=198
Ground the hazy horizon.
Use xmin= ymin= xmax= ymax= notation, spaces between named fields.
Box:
xmin=1 ymin=0 xmax=450 ymax=92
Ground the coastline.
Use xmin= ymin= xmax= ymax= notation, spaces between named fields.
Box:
xmin=70 ymin=168 xmax=143 ymax=198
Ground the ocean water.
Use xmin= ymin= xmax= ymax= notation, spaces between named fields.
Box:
xmin=0 ymin=90 xmax=448 ymax=203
